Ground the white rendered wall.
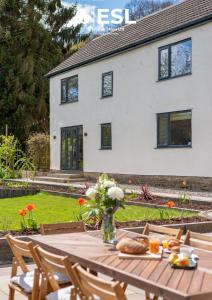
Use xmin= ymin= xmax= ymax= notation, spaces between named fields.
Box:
xmin=50 ymin=22 xmax=212 ymax=177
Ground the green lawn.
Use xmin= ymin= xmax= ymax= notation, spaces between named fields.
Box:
xmin=0 ymin=192 xmax=197 ymax=230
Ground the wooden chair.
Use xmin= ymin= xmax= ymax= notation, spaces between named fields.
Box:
xmin=33 ymin=245 xmax=87 ymax=300
xmin=6 ymin=234 xmax=40 ymax=300
xmin=40 ymin=221 xmax=85 ymax=235
xmin=71 ymin=263 xmax=127 ymax=300
xmin=143 ymin=223 xmax=182 ymax=240
xmin=184 ymin=230 xmax=212 ymax=251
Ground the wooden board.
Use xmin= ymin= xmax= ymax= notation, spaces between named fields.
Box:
xmin=118 ymin=247 xmax=163 ymax=260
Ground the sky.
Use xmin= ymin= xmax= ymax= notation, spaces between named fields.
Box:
xmin=63 ymin=0 xmax=179 ymax=34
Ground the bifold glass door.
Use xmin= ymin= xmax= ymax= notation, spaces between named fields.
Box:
xmin=61 ymin=126 xmax=83 ymax=170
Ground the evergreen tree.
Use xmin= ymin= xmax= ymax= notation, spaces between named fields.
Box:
xmin=0 ymin=0 xmax=84 ymax=143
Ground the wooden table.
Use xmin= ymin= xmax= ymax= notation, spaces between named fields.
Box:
xmin=29 ymin=230 xmax=212 ymax=300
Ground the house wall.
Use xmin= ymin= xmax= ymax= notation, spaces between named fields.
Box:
xmin=50 ymin=22 xmax=212 ymax=177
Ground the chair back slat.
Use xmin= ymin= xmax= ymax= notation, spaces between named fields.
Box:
xmin=40 ymin=221 xmax=85 ymax=235
xmin=34 ymin=246 xmax=71 ymax=291
xmin=184 ymin=230 xmax=212 ymax=251
xmin=143 ymin=223 xmax=182 ymax=239
xmin=72 ymin=264 xmax=127 ymax=300
xmin=6 ymin=234 xmax=34 ymax=273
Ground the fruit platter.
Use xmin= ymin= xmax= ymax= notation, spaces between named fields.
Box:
xmin=168 ymin=252 xmax=198 ymax=269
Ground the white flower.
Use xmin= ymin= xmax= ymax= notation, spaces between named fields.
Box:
xmin=86 ymin=187 xmax=97 ymax=199
xmin=107 ymin=187 xmax=124 ymax=200
xmin=102 ymin=180 xmax=116 ymax=188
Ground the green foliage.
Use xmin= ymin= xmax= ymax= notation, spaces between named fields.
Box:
xmin=0 ymin=135 xmax=35 ymax=179
xmin=26 ymin=133 xmax=49 ymax=171
xmin=180 ymin=193 xmax=190 ymax=205
xmin=5 ymin=181 xmax=30 ymax=189
xmin=0 ymin=0 xmax=86 ymax=142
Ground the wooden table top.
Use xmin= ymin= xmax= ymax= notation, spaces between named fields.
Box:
xmin=29 ymin=230 xmax=212 ymax=300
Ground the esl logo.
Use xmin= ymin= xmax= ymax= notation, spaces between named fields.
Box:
xmin=97 ymin=9 xmax=136 ymax=25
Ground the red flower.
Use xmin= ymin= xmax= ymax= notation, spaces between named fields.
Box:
xmin=166 ymin=201 xmax=175 ymax=208
xmin=26 ymin=204 xmax=35 ymax=211
xmin=19 ymin=209 xmax=27 ymax=217
xmin=78 ymin=198 xmax=85 ymax=206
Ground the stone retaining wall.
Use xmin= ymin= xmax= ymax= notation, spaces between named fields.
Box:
xmin=0 ymin=188 xmax=38 ymax=199
xmin=84 ymin=172 xmax=212 ymax=192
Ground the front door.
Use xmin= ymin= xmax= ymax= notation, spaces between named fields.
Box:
xmin=61 ymin=126 xmax=83 ymax=170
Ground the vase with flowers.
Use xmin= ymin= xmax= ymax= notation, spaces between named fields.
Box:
xmin=86 ymin=174 xmax=125 ymax=244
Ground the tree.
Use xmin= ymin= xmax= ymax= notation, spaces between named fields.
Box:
xmin=125 ymin=0 xmax=177 ymax=21
xmin=0 ymin=0 xmax=85 ymax=143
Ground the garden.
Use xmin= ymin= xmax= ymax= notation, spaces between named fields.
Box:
xmin=0 ymin=184 xmax=203 ymax=238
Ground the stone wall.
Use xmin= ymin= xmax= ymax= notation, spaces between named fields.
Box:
xmin=0 ymin=188 xmax=38 ymax=199
xmin=84 ymin=172 xmax=212 ymax=192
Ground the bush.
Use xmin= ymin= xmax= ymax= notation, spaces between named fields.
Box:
xmin=27 ymin=133 xmax=50 ymax=171
xmin=0 ymin=135 xmax=35 ymax=179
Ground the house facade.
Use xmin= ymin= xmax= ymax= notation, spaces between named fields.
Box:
xmin=47 ymin=0 xmax=212 ymax=185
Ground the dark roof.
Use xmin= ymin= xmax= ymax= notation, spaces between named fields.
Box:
xmin=46 ymin=0 xmax=212 ymax=78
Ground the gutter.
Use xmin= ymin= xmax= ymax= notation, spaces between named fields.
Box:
xmin=45 ymin=14 xmax=212 ymax=79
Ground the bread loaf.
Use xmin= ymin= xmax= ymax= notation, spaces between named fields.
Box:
xmin=116 ymin=237 xmax=149 ymax=254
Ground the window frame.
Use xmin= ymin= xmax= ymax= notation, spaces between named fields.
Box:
xmin=61 ymin=75 xmax=79 ymax=104
xmin=100 ymin=123 xmax=112 ymax=150
xmin=157 ymin=109 xmax=192 ymax=148
xmin=101 ymin=71 xmax=113 ymax=98
xmin=158 ymin=38 xmax=192 ymax=81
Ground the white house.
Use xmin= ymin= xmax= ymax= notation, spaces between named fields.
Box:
xmin=46 ymin=0 xmax=212 ymax=187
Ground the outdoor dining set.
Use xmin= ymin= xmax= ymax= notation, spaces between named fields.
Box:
xmin=6 ymin=221 xmax=212 ymax=300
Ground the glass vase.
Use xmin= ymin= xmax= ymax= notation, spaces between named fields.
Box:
xmin=101 ymin=213 xmax=116 ymax=244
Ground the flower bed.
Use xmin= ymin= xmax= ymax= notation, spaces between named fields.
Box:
xmin=128 ymin=196 xmax=212 ymax=211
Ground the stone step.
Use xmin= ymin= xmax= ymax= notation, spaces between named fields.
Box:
xmin=35 ymin=176 xmax=85 ymax=183
xmin=47 ymin=173 xmax=83 ymax=179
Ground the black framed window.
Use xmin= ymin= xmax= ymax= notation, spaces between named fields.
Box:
xmin=61 ymin=75 xmax=78 ymax=103
xmin=101 ymin=123 xmax=112 ymax=149
xmin=102 ymin=71 xmax=113 ymax=98
xmin=159 ymin=39 xmax=192 ymax=80
xmin=157 ymin=110 xmax=192 ymax=148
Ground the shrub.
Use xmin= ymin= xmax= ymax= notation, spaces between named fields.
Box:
xmin=27 ymin=133 xmax=50 ymax=171
xmin=0 ymin=135 xmax=35 ymax=179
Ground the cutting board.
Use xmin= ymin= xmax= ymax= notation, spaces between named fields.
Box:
xmin=118 ymin=246 xmax=163 ymax=260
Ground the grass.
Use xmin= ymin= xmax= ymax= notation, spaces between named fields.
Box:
xmin=0 ymin=192 xmax=197 ymax=230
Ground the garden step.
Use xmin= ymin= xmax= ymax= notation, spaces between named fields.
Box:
xmin=47 ymin=173 xmax=84 ymax=179
xmin=34 ymin=176 xmax=85 ymax=183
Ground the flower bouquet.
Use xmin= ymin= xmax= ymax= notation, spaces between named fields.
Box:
xmin=85 ymin=174 xmax=125 ymax=244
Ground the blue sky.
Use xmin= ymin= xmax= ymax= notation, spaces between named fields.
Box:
xmin=63 ymin=0 xmax=179 ymax=34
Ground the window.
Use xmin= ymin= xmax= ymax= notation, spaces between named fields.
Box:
xmin=101 ymin=123 xmax=112 ymax=149
xmin=157 ymin=110 xmax=192 ymax=148
xmin=61 ymin=75 xmax=78 ymax=103
xmin=102 ymin=72 xmax=113 ymax=98
xmin=159 ymin=39 xmax=192 ymax=80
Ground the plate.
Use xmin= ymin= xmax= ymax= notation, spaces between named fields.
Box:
xmin=171 ymin=258 xmax=198 ymax=270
